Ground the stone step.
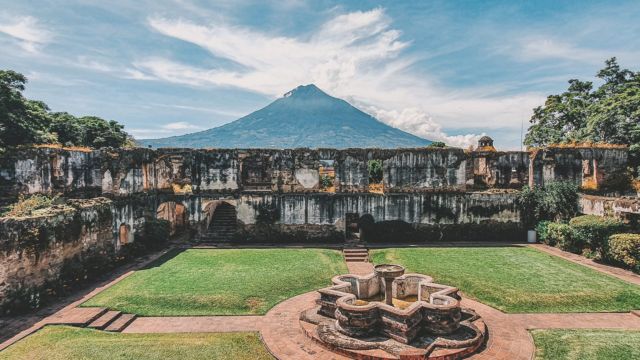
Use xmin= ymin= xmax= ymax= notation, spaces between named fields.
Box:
xmin=344 ymin=250 xmax=368 ymax=255
xmin=105 ymin=313 xmax=137 ymax=332
xmin=87 ymin=310 xmax=122 ymax=330
xmin=343 ymin=249 xmax=369 ymax=254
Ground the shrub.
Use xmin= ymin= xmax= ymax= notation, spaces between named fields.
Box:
xmin=608 ymin=234 xmax=640 ymax=272
xmin=517 ymin=182 xmax=578 ymax=227
xmin=546 ymin=223 xmax=577 ymax=252
xmin=536 ymin=220 xmax=552 ymax=245
xmin=569 ymin=215 xmax=625 ymax=257
xmin=428 ymin=141 xmax=446 ymax=148
xmin=320 ymin=174 xmax=333 ymax=189
xmin=137 ymin=219 xmax=171 ymax=250
xmin=2 ymin=194 xmax=61 ymax=217
xmin=368 ymin=159 xmax=383 ymax=184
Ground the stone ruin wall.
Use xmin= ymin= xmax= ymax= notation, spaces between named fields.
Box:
xmin=0 ymin=197 xmax=114 ymax=314
xmin=0 ymin=145 xmax=631 ymax=313
xmin=0 ymin=145 xmax=630 ymax=244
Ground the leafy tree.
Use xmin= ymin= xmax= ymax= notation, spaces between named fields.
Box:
xmin=517 ymin=181 xmax=579 ymax=227
xmin=0 ymin=70 xmax=50 ymax=147
xmin=428 ymin=141 xmax=446 ymax=148
xmin=525 ymin=58 xmax=640 ymax=174
xmin=0 ymin=69 xmax=132 ymax=149
xmin=368 ymin=159 xmax=383 ymax=184
xmin=524 ymin=57 xmax=638 ymax=147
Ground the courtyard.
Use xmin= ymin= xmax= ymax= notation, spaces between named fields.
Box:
xmin=2 ymin=245 xmax=639 ymax=360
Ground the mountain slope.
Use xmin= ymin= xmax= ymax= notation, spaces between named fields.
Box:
xmin=139 ymin=84 xmax=431 ymax=149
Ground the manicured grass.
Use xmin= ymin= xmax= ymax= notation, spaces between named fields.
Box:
xmin=370 ymin=247 xmax=640 ymax=313
xmin=532 ymin=329 xmax=640 ymax=360
xmin=83 ymin=248 xmax=347 ymax=316
xmin=0 ymin=326 xmax=272 ymax=360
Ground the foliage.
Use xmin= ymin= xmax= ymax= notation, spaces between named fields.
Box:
xmin=569 ymin=215 xmax=625 ymax=256
xmin=0 ymin=326 xmax=274 ymax=360
xmin=607 ymin=233 xmax=640 ymax=272
xmin=140 ymin=219 xmax=171 ymax=249
xmin=82 ymin=248 xmax=347 ymax=316
xmin=428 ymin=141 xmax=446 ymax=148
xmin=2 ymin=193 xmax=61 ymax=217
xmin=525 ymin=58 xmax=640 ymax=176
xmin=319 ymin=174 xmax=333 ymax=189
xmin=0 ymin=70 xmax=51 ymax=148
xmin=0 ymin=70 xmax=131 ymax=150
xmin=546 ymin=223 xmax=577 ymax=252
xmin=368 ymin=159 xmax=383 ymax=184
xmin=536 ymin=220 xmax=552 ymax=245
xmin=532 ymin=329 xmax=640 ymax=360
xmin=517 ymin=182 xmax=579 ymax=227
xmin=371 ymin=247 xmax=640 ymax=313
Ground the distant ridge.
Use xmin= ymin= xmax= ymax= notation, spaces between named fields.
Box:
xmin=139 ymin=84 xmax=432 ymax=149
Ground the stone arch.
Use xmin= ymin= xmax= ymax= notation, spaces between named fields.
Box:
xmin=118 ymin=223 xmax=131 ymax=245
xmin=201 ymin=200 xmax=238 ymax=241
xmin=156 ymin=201 xmax=189 ymax=235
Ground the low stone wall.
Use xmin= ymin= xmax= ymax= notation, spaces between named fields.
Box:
xmin=579 ymin=194 xmax=640 ymax=218
xmin=0 ymin=198 xmax=115 ymax=314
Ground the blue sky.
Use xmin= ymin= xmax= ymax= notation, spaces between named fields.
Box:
xmin=1 ymin=0 xmax=639 ymax=149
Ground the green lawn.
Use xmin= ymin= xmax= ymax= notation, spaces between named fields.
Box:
xmin=532 ymin=329 xmax=640 ymax=360
xmin=371 ymin=247 xmax=640 ymax=313
xmin=0 ymin=326 xmax=272 ymax=360
xmin=83 ymin=248 xmax=347 ymax=316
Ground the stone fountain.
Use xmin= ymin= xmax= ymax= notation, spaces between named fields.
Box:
xmin=299 ymin=264 xmax=486 ymax=360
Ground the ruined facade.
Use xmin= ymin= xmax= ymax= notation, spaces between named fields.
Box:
xmin=0 ymin=142 xmax=632 ymax=313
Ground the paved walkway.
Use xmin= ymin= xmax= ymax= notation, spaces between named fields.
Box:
xmin=2 ymin=243 xmax=640 ymax=360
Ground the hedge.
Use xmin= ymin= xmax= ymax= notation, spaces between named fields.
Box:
xmin=546 ymin=223 xmax=576 ymax=251
xmin=569 ymin=215 xmax=625 ymax=257
xmin=608 ymin=234 xmax=640 ymax=272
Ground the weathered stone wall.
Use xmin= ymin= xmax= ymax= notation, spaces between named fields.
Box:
xmin=0 ymin=198 xmax=115 ymax=314
xmin=0 ymin=146 xmax=630 ymax=200
xmin=579 ymin=194 xmax=640 ymax=218
xmin=529 ymin=147 xmax=629 ymax=190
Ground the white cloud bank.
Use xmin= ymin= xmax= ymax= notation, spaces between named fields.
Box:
xmin=129 ymin=8 xmax=542 ymax=148
xmin=0 ymin=15 xmax=52 ymax=53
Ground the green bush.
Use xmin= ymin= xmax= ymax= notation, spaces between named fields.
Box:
xmin=546 ymin=223 xmax=577 ymax=252
xmin=139 ymin=219 xmax=171 ymax=249
xmin=368 ymin=159 xmax=383 ymax=184
xmin=608 ymin=234 xmax=640 ymax=272
xmin=569 ymin=215 xmax=625 ymax=257
xmin=517 ymin=182 xmax=578 ymax=227
xmin=2 ymin=194 xmax=61 ymax=217
xmin=536 ymin=220 xmax=552 ymax=245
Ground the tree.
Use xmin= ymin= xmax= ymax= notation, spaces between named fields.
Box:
xmin=0 ymin=70 xmax=50 ymax=148
xmin=428 ymin=141 xmax=446 ymax=148
xmin=0 ymin=69 xmax=132 ymax=149
xmin=525 ymin=57 xmax=639 ymax=148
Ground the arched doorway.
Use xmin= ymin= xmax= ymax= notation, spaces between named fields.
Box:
xmin=156 ymin=201 xmax=188 ymax=235
xmin=119 ymin=224 xmax=131 ymax=245
xmin=202 ymin=202 xmax=237 ymax=242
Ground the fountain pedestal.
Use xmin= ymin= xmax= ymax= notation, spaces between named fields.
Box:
xmin=374 ymin=264 xmax=405 ymax=306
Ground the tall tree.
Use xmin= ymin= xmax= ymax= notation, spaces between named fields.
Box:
xmin=524 ymin=58 xmax=640 ymax=172
xmin=0 ymin=69 xmax=132 ymax=149
xmin=0 ymin=71 xmax=49 ymax=147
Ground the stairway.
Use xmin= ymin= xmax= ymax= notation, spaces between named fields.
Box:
xmin=343 ymin=248 xmax=369 ymax=263
xmin=87 ymin=310 xmax=137 ymax=332
xmin=201 ymin=205 xmax=237 ymax=242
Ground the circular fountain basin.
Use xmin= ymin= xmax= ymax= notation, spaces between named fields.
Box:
xmin=374 ymin=264 xmax=405 ymax=279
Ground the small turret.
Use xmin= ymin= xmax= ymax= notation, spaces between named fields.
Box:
xmin=476 ymin=136 xmax=496 ymax=152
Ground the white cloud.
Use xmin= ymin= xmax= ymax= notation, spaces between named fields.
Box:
xmin=129 ymin=121 xmax=204 ymax=139
xmin=130 ymin=8 xmax=540 ymax=148
xmin=162 ymin=121 xmax=203 ymax=130
xmin=0 ymin=15 xmax=52 ymax=53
